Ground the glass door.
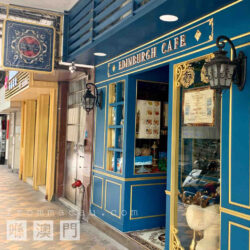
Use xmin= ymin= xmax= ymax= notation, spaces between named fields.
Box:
xmin=64 ymin=78 xmax=87 ymax=206
xmin=171 ymin=56 xmax=221 ymax=250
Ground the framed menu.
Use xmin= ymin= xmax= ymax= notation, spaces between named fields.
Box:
xmin=183 ymin=87 xmax=215 ymax=126
xmin=136 ymin=100 xmax=161 ymax=139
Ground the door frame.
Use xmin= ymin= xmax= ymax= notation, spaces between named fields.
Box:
xmin=168 ymin=53 xmax=217 ymax=249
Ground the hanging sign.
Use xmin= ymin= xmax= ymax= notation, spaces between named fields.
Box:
xmin=2 ymin=20 xmax=55 ymax=73
xmin=108 ymin=18 xmax=213 ymax=77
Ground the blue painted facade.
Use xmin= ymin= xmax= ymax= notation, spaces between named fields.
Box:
xmin=64 ymin=0 xmax=250 ymax=249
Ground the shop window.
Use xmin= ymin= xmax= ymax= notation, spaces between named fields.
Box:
xmin=106 ymin=81 xmax=125 ymax=173
xmin=134 ymin=81 xmax=168 ymax=174
xmin=176 ymin=58 xmax=221 ymax=249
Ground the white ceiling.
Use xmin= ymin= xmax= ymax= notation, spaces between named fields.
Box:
xmin=0 ymin=0 xmax=79 ymax=13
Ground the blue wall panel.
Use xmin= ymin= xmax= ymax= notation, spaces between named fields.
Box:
xmin=230 ymin=224 xmax=249 ymax=250
xmin=130 ymin=183 xmax=166 ymax=219
xmin=230 ymin=45 xmax=250 ymax=208
xmin=221 ymin=212 xmax=250 ymax=250
xmin=92 ymin=175 xmax=103 ymax=208
xmin=105 ymin=180 xmax=122 ymax=218
xmin=94 ymin=86 xmax=107 ymax=168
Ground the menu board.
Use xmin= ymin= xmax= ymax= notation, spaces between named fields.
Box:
xmin=183 ymin=87 xmax=215 ymax=126
xmin=136 ymin=100 xmax=161 ymax=139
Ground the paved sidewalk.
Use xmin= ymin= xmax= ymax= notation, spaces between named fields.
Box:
xmin=0 ymin=166 xmax=127 ymax=250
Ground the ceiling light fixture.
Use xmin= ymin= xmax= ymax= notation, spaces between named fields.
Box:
xmin=159 ymin=15 xmax=178 ymax=22
xmin=69 ymin=61 xmax=76 ymax=73
xmin=94 ymin=52 xmax=107 ymax=57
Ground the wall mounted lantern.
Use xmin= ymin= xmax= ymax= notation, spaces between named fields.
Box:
xmin=82 ymin=83 xmax=102 ymax=114
xmin=205 ymin=35 xmax=246 ymax=91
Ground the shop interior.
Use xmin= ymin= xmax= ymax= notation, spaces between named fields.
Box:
xmin=134 ymin=80 xmax=168 ymax=175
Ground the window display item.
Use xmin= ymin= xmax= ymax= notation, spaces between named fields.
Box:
xmin=136 ymin=100 xmax=161 ymax=139
xmin=117 ymin=156 xmax=123 ymax=173
xmin=111 ymin=107 xmax=116 ymax=125
xmin=111 ymin=155 xmax=115 ymax=171
xmin=141 ymin=146 xmax=151 ymax=156
xmin=151 ymin=141 xmax=159 ymax=167
xmin=135 ymin=155 xmax=153 ymax=173
xmin=135 ymin=147 xmax=142 ymax=156
xmin=135 ymin=155 xmax=152 ymax=165
xmin=158 ymin=152 xmax=167 ymax=172
xmin=186 ymin=204 xmax=220 ymax=250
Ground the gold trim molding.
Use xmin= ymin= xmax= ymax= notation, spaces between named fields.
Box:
xmin=165 ymin=190 xmax=171 ymax=196
xmin=176 ymin=63 xmax=195 ymax=88
xmin=220 ymin=207 xmax=250 ymax=221
xmin=93 ymin=169 xmax=166 ymax=182
xmin=175 ymin=53 xmax=214 ymax=88
xmin=171 ymin=226 xmax=184 ymax=250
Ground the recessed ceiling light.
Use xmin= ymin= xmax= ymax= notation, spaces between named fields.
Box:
xmin=159 ymin=15 xmax=178 ymax=22
xmin=94 ymin=52 xmax=107 ymax=57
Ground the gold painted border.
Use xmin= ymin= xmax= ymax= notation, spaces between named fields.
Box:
xmin=104 ymin=179 xmax=122 ymax=219
xmin=228 ymin=221 xmax=250 ymax=250
xmin=220 ymin=207 xmax=250 ymax=221
xmin=93 ymin=169 xmax=166 ymax=181
xmin=165 ymin=190 xmax=171 ymax=196
xmin=96 ymin=0 xmax=242 ymax=68
xmin=133 ymin=79 xmax=168 ymax=175
xmin=130 ymin=183 xmax=166 ymax=220
xmin=169 ymin=63 xmax=180 ymax=248
xmin=2 ymin=19 xmax=56 ymax=74
xmin=166 ymin=43 xmax=250 ymax=248
xmin=93 ymin=85 xmax=107 ymax=169
xmin=169 ymin=53 xmax=215 ymax=248
xmin=229 ymin=42 xmax=250 ymax=209
xmin=91 ymin=175 xmax=104 ymax=209
xmin=96 ymin=33 xmax=250 ymax=86
xmin=107 ymin=18 xmax=214 ymax=78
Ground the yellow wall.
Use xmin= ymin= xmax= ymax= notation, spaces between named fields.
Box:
xmin=22 ymin=100 xmax=36 ymax=181
xmin=46 ymin=87 xmax=58 ymax=201
xmin=19 ymin=80 xmax=58 ymax=201
xmin=33 ymin=95 xmax=50 ymax=190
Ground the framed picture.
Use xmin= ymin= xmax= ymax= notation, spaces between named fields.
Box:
xmin=182 ymin=87 xmax=215 ymax=126
xmin=136 ymin=100 xmax=161 ymax=139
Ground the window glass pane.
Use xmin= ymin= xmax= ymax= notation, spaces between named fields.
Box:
xmin=107 ymin=150 xmax=115 ymax=171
